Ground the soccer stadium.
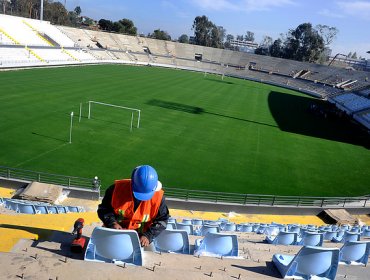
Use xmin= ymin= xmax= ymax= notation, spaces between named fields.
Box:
xmin=0 ymin=2 xmax=370 ymax=279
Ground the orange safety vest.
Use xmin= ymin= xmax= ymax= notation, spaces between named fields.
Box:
xmin=111 ymin=179 xmax=163 ymax=233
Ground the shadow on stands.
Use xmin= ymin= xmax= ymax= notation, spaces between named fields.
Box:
xmin=232 ymin=262 xmax=280 ymax=278
xmin=268 ymin=91 xmax=370 ymax=148
xmin=0 ymin=224 xmax=87 ymax=260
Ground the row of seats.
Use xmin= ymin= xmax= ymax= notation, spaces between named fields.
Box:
xmin=273 ymin=241 xmax=370 ymax=279
xmin=0 ymin=197 xmax=84 ymax=214
xmin=331 ymin=92 xmax=370 ymax=112
xmin=83 ymin=226 xmax=370 ymax=280
xmin=167 ymin=218 xmax=370 ymax=238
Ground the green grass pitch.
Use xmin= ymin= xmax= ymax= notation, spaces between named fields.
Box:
xmin=0 ymin=64 xmax=369 ymax=196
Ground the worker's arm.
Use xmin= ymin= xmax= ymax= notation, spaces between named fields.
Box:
xmin=141 ymin=195 xmax=169 ymax=243
xmin=97 ymin=184 xmax=119 ymax=228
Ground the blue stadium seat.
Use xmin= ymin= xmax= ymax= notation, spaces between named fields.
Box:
xmin=222 ymin=223 xmax=236 ymax=232
xmin=153 ymin=229 xmax=190 ymax=254
xmin=238 ymin=224 xmax=253 ymax=233
xmin=194 ymin=232 xmax=238 ymax=257
xmin=332 ymin=231 xmax=361 ymax=243
xmin=192 ymin=219 xmax=203 ymax=226
xmin=323 ymin=230 xmax=338 ymax=241
xmin=16 ymin=203 xmax=40 ymax=214
xmin=297 ymin=231 xmax=324 ymax=246
xmin=181 ymin=218 xmax=192 ymax=225
xmin=176 ymin=223 xmax=194 ymax=235
xmin=266 ymin=231 xmax=298 ymax=245
xmin=339 ymin=241 xmax=370 ymax=266
xmin=199 ymin=224 xmax=220 ymax=236
xmin=166 ymin=222 xmax=176 ymax=230
xmin=273 ymin=246 xmax=339 ymax=280
xmin=34 ymin=205 xmax=49 ymax=214
xmin=84 ymin=227 xmax=142 ymax=265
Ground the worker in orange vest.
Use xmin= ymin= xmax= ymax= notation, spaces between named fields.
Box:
xmin=97 ymin=165 xmax=169 ymax=247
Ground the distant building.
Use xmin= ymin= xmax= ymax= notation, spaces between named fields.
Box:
xmin=229 ymin=39 xmax=258 ymax=53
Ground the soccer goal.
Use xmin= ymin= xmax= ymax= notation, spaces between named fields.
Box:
xmin=87 ymin=101 xmax=141 ymax=129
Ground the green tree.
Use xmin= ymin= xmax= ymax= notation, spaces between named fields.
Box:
xmin=236 ymin=35 xmax=243 ymax=41
xmin=269 ymin=39 xmax=283 ymax=58
xmin=98 ymin=19 xmax=113 ymax=31
xmin=74 ymin=6 xmax=81 ymax=16
xmin=118 ymin=18 xmax=137 ymax=35
xmin=44 ymin=1 xmax=69 ymax=25
xmin=224 ymin=34 xmax=234 ymax=49
xmin=192 ymin=15 xmax=213 ymax=46
xmin=283 ymin=23 xmax=324 ymax=62
xmin=178 ymin=34 xmax=189 ymax=43
xmin=244 ymin=31 xmax=254 ymax=42
xmin=150 ymin=29 xmax=171 ymax=41
xmin=316 ymin=24 xmax=338 ymax=47
xmin=217 ymin=26 xmax=226 ymax=43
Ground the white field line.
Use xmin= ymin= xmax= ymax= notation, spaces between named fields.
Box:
xmin=14 ymin=143 xmax=68 ymax=168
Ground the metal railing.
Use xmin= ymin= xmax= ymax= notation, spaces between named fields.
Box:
xmin=0 ymin=165 xmax=98 ymax=190
xmin=164 ymin=187 xmax=370 ymax=208
xmin=1 ymin=165 xmax=368 ymax=208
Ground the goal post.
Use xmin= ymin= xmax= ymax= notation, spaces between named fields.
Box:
xmin=87 ymin=101 xmax=141 ymax=129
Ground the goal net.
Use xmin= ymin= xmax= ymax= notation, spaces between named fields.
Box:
xmin=87 ymin=101 xmax=141 ymax=130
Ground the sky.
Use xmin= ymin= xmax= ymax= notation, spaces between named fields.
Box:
xmin=66 ymin=0 xmax=370 ymax=58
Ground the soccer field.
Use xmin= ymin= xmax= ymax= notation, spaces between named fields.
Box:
xmin=0 ymin=64 xmax=369 ymax=196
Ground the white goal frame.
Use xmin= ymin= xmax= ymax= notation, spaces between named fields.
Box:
xmin=87 ymin=101 xmax=141 ymax=129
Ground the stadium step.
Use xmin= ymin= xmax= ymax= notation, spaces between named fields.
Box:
xmin=0 ymin=27 xmax=20 ymax=45
xmin=22 ymin=20 xmax=54 ymax=47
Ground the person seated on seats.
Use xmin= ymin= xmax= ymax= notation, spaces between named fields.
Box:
xmin=98 ymin=165 xmax=169 ymax=247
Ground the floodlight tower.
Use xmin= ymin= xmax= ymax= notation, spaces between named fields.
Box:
xmin=40 ymin=0 xmax=44 ymax=21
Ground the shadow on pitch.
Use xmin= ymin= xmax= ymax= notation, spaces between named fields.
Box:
xmin=268 ymin=91 xmax=370 ymax=148
xmin=205 ymin=77 xmax=234 ymax=85
xmin=32 ymin=132 xmax=66 ymax=143
xmin=147 ymin=99 xmax=277 ymax=128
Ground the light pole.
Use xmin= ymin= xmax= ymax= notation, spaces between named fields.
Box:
xmin=40 ymin=0 xmax=44 ymax=21
xmin=69 ymin=111 xmax=74 ymax=144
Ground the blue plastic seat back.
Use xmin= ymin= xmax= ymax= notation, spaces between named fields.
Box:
xmin=17 ymin=203 xmax=37 ymax=214
xmin=166 ymin=222 xmax=176 ymax=230
xmin=344 ymin=232 xmax=361 ymax=243
xmin=362 ymin=229 xmax=370 ymax=237
xmin=200 ymin=225 xmax=219 ymax=236
xmin=273 ymin=246 xmax=339 ymax=280
xmin=192 ymin=219 xmax=203 ymax=226
xmin=294 ymin=247 xmax=338 ymax=278
xmin=47 ymin=206 xmax=58 ymax=214
xmin=68 ymin=206 xmax=80 ymax=213
xmin=299 ymin=232 xmax=324 ymax=246
xmin=324 ymin=231 xmax=338 ymax=241
xmin=265 ymin=225 xmax=280 ymax=236
xmin=239 ymin=224 xmax=253 ymax=232
xmin=176 ymin=223 xmax=194 ymax=235
xmin=288 ymin=225 xmax=301 ymax=234
xmin=34 ymin=205 xmax=49 ymax=214
xmin=56 ymin=206 xmax=68 ymax=213
xmin=222 ymin=223 xmax=236 ymax=232
xmin=198 ymin=232 xmax=238 ymax=257
xmin=153 ymin=229 xmax=189 ymax=254
xmin=274 ymin=231 xmax=297 ymax=245
xmin=340 ymin=241 xmax=370 ymax=265
xmin=85 ymin=227 xmax=142 ymax=265
xmin=181 ymin=219 xmax=192 ymax=225
xmin=168 ymin=217 xmax=176 ymax=223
